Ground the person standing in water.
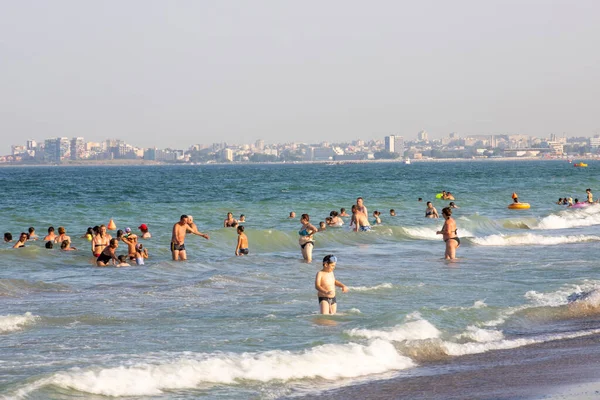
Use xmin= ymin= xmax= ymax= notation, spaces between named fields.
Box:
xmin=298 ymin=214 xmax=317 ymax=263
xmin=235 ymin=225 xmax=249 ymax=256
xmin=586 ymin=188 xmax=594 ymax=203
xmin=437 ymin=207 xmax=460 ymax=260
xmin=96 ymin=238 xmax=120 ymax=266
xmin=315 ymin=254 xmax=348 ymax=315
xmin=425 ymin=202 xmax=439 ymax=218
xmin=171 ymin=215 xmax=209 ymax=261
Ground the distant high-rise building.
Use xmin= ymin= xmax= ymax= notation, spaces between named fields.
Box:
xmin=144 ymin=147 xmax=157 ymax=160
xmin=449 ymin=132 xmax=459 ymax=139
xmin=385 ymin=135 xmax=405 ymax=155
xmin=26 ymin=140 xmax=37 ymax=150
xmin=385 ymin=135 xmax=395 ymax=153
xmin=44 ymin=138 xmax=60 ymax=163
xmin=59 ymin=137 xmax=70 ymax=160
xmin=70 ymin=137 xmax=86 ymax=160
xmin=222 ymin=148 xmax=233 ymax=161
xmin=417 ymin=130 xmax=428 ymax=141
xmin=255 ymin=139 xmax=265 ymax=151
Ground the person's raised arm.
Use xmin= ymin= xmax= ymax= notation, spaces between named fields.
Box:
xmin=187 ymin=225 xmax=209 ymax=240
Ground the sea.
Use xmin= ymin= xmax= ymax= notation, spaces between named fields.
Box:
xmin=1 ymin=160 xmax=600 ymax=399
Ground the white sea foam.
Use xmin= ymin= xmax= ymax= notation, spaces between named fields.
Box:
xmin=533 ymin=206 xmax=600 ymax=230
xmin=441 ymin=328 xmax=600 ymax=356
xmin=0 ymin=312 xmax=38 ymax=333
xmin=403 ymin=226 xmax=474 ymax=240
xmin=12 ymin=340 xmax=414 ymax=397
xmin=440 ymin=300 xmax=487 ymax=311
xmin=348 ymin=283 xmax=393 ymax=292
xmin=455 ymin=326 xmax=504 ymax=342
xmin=402 ymin=226 xmax=439 ymax=240
xmin=526 ymin=281 xmax=600 ymax=308
xmin=346 ymin=319 xmax=441 ymax=341
xmin=470 ymin=233 xmax=600 ymax=246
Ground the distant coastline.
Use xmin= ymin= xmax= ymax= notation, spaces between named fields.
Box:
xmin=0 ymin=156 xmax=595 ymax=168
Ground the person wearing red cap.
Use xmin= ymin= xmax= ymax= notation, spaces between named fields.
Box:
xmin=138 ymin=223 xmax=151 ymax=239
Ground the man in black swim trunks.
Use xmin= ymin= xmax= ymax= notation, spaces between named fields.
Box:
xmin=171 ymin=215 xmax=209 ymax=261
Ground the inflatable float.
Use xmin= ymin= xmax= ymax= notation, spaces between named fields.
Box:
xmin=574 ymin=163 xmax=588 ymax=167
xmin=571 ymin=202 xmax=590 ymax=209
xmin=508 ymin=203 xmax=530 ymax=210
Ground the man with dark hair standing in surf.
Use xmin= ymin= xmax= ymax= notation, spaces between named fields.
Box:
xmin=171 ymin=215 xmax=209 ymax=261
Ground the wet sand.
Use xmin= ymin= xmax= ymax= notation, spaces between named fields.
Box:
xmin=294 ymin=333 xmax=600 ymax=400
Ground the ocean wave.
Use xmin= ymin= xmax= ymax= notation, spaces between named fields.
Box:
xmin=470 ymin=233 xmax=600 ymax=246
xmin=439 ymin=300 xmax=488 ymax=311
xmin=0 ymin=312 xmax=39 ymax=333
xmin=348 ymin=283 xmax=393 ymax=292
xmin=532 ymin=205 xmax=600 ymax=230
xmin=403 ymin=226 xmax=475 ymax=241
xmin=524 ymin=281 xmax=600 ymax=308
xmin=455 ymin=326 xmax=504 ymax=342
xmin=345 ymin=319 xmax=441 ymax=341
xmin=12 ymin=340 xmax=413 ymax=397
xmin=0 ymin=279 xmax=71 ymax=297
xmin=441 ymin=328 xmax=600 ymax=356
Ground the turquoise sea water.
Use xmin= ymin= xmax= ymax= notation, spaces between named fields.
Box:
xmin=1 ymin=160 xmax=600 ymax=399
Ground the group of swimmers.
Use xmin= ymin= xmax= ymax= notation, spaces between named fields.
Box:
xmin=5 ymin=195 xmax=463 ymax=315
xmin=307 ymin=196 xmax=460 ymax=314
xmin=556 ymin=189 xmax=597 ymax=207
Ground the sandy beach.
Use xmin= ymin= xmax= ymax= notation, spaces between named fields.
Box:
xmin=296 ymin=326 xmax=600 ymax=400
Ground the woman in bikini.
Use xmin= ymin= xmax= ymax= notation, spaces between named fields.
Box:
xmin=425 ymin=202 xmax=439 ymax=218
xmin=91 ymin=224 xmax=111 ymax=257
xmin=224 ymin=212 xmax=238 ymax=228
xmin=436 ymin=207 xmax=460 ymax=260
xmin=298 ymin=214 xmax=318 ymax=263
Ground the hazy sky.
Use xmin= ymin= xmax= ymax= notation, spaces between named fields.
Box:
xmin=1 ymin=0 xmax=599 ymax=153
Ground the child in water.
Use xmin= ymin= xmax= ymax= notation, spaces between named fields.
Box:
xmin=373 ymin=211 xmax=382 ymax=224
xmin=235 ymin=225 xmax=249 ymax=256
xmin=135 ymin=243 xmax=148 ymax=265
xmin=116 ymin=255 xmax=130 ymax=267
xmin=315 ymin=254 xmax=348 ymax=315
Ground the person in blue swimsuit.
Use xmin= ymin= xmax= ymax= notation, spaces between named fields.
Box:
xmin=298 ymin=214 xmax=318 ymax=263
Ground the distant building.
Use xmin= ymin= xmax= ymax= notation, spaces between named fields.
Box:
xmin=44 ymin=138 xmax=60 ymax=163
xmin=546 ymin=141 xmax=564 ymax=155
xmin=144 ymin=148 xmax=157 ymax=161
xmin=221 ymin=148 xmax=233 ymax=162
xmin=589 ymin=136 xmax=600 ymax=148
xmin=70 ymin=137 xmax=86 ymax=160
xmin=417 ymin=130 xmax=428 ymax=141
xmin=313 ymin=147 xmax=334 ymax=161
xmin=11 ymin=145 xmax=26 ymax=156
xmin=385 ymin=135 xmax=405 ymax=155
xmin=255 ymin=139 xmax=265 ymax=152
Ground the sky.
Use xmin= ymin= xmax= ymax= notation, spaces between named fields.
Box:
xmin=1 ymin=0 xmax=599 ymax=154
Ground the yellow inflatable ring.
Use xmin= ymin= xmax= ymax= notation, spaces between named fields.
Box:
xmin=508 ymin=203 xmax=530 ymax=210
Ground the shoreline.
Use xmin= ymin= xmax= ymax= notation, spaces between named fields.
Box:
xmin=0 ymin=156 xmax=593 ymax=168
xmin=295 ymin=330 xmax=600 ymax=400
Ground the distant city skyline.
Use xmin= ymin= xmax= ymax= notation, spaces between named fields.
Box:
xmin=1 ymin=1 xmax=599 ymax=155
